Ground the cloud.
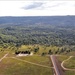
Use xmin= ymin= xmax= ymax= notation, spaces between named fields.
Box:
xmin=48 ymin=2 xmax=65 ymax=8
xmin=22 ymin=2 xmax=44 ymax=10
xmin=0 ymin=1 xmax=75 ymax=16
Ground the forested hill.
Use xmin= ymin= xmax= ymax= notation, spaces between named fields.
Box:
xmin=0 ymin=16 xmax=75 ymax=27
xmin=0 ymin=16 xmax=75 ymax=46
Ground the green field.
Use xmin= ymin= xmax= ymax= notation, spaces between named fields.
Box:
xmin=0 ymin=50 xmax=53 ymax=75
xmin=0 ymin=51 xmax=6 ymax=58
xmin=65 ymin=71 xmax=75 ymax=75
xmin=0 ymin=58 xmax=52 ymax=75
xmin=17 ymin=56 xmax=52 ymax=66
xmin=0 ymin=45 xmax=75 ymax=75
xmin=56 ymin=55 xmax=69 ymax=63
xmin=64 ymin=57 xmax=75 ymax=69
xmin=57 ymin=55 xmax=75 ymax=75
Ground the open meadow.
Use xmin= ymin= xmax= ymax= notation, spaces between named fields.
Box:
xmin=0 ymin=45 xmax=75 ymax=75
xmin=0 ymin=46 xmax=53 ymax=75
xmin=0 ymin=57 xmax=53 ymax=75
xmin=57 ymin=55 xmax=75 ymax=75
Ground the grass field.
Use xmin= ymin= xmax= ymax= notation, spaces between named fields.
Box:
xmin=65 ymin=71 xmax=75 ymax=75
xmin=57 ymin=55 xmax=75 ymax=75
xmin=17 ymin=55 xmax=52 ymax=67
xmin=0 ymin=45 xmax=75 ymax=75
xmin=0 ymin=51 xmax=9 ymax=58
xmin=0 ymin=48 xmax=53 ymax=75
xmin=64 ymin=57 xmax=75 ymax=69
xmin=0 ymin=56 xmax=52 ymax=75
xmin=56 ymin=55 xmax=69 ymax=63
xmin=66 ymin=51 xmax=75 ymax=56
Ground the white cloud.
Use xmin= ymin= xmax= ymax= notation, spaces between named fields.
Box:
xmin=22 ymin=2 xmax=44 ymax=9
xmin=0 ymin=1 xmax=75 ymax=16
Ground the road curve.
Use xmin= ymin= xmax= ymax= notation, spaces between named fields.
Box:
xmin=50 ymin=55 xmax=64 ymax=75
xmin=61 ymin=56 xmax=75 ymax=71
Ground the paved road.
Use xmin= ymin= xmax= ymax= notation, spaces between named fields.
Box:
xmin=50 ymin=55 xmax=64 ymax=75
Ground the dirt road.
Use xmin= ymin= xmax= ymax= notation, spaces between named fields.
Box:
xmin=50 ymin=55 xmax=65 ymax=75
xmin=0 ymin=53 xmax=8 ymax=62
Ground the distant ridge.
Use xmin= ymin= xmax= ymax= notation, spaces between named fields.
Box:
xmin=0 ymin=16 xmax=75 ymax=27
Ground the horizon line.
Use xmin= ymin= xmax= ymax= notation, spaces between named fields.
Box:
xmin=0 ymin=15 xmax=75 ymax=17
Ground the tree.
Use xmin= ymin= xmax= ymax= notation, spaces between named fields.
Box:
xmin=34 ymin=47 xmax=39 ymax=53
xmin=48 ymin=49 xmax=53 ymax=55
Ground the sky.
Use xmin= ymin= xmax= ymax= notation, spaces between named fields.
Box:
xmin=0 ymin=1 xmax=75 ymax=16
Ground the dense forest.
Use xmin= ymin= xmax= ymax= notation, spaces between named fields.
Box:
xmin=0 ymin=16 xmax=75 ymax=47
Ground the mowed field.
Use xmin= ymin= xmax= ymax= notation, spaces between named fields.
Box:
xmin=64 ymin=57 xmax=75 ymax=69
xmin=0 ymin=50 xmax=53 ymax=75
xmin=57 ymin=55 xmax=75 ymax=75
xmin=0 ymin=45 xmax=75 ymax=75
xmin=64 ymin=56 xmax=75 ymax=75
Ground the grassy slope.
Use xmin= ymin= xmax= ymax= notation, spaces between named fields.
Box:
xmin=0 ymin=46 xmax=53 ymax=75
xmin=56 ymin=55 xmax=69 ymax=63
xmin=64 ymin=57 xmax=75 ymax=69
xmin=57 ymin=55 xmax=75 ymax=75
xmin=0 ymin=57 xmax=52 ymax=75
xmin=0 ymin=49 xmax=9 ymax=58
xmin=19 ymin=45 xmax=62 ymax=55
xmin=0 ymin=45 xmax=75 ymax=75
xmin=17 ymin=56 xmax=52 ymax=67
xmin=0 ymin=51 xmax=6 ymax=58
xmin=65 ymin=71 xmax=75 ymax=75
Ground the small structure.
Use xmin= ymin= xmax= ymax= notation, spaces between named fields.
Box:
xmin=30 ymin=52 xmax=33 ymax=56
xmin=15 ymin=51 xmax=33 ymax=56
xmin=18 ymin=54 xmax=29 ymax=56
